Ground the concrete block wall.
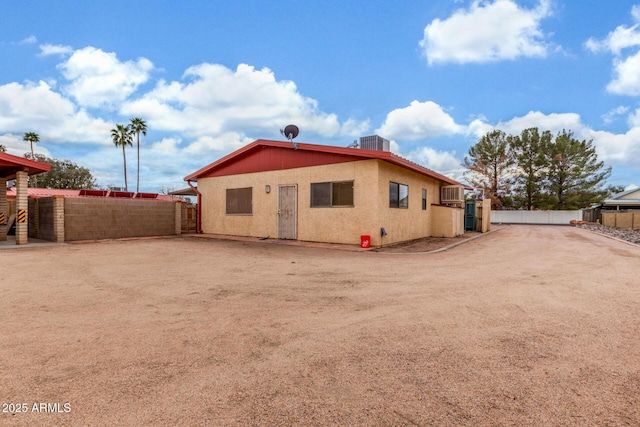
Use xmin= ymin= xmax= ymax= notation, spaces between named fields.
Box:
xmin=53 ymin=196 xmax=65 ymax=242
xmin=15 ymin=171 xmax=28 ymax=245
xmin=174 ymin=202 xmax=182 ymax=235
xmin=63 ymin=198 xmax=178 ymax=241
xmin=27 ymin=196 xmax=65 ymax=242
xmin=0 ymin=177 xmax=6 ymax=241
xmin=29 ymin=198 xmax=44 ymax=239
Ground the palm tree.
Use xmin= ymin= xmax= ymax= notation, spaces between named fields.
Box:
xmin=23 ymin=132 xmax=39 ymax=159
xmin=111 ymin=124 xmax=133 ymax=191
xmin=23 ymin=132 xmax=40 ymax=187
xmin=129 ymin=117 xmax=147 ymax=193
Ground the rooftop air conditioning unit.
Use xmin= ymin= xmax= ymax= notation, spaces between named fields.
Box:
xmin=359 ymin=135 xmax=390 ymax=151
xmin=441 ymin=185 xmax=464 ymax=205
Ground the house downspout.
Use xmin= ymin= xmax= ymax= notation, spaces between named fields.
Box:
xmin=187 ymin=179 xmax=202 ymax=233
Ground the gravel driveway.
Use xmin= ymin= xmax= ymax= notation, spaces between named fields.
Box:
xmin=1 ymin=225 xmax=638 ymax=426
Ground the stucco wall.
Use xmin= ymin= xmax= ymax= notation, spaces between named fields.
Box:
xmin=431 ymin=205 xmax=464 ymax=237
xmin=375 ymin=161 xmax=442 ymax=246
xmin=198 ymin=159 xmax=448 ymax=246
xmin=199 ymin=160 xmax=380 ymax=245
xmin=64 ymin=198 xmax=177 ymax=241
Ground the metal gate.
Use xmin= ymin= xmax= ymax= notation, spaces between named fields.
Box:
xmin=278 ymin=184 xmax=297 ymax=239
xmin=465 ymin=200 xmax=476 ymax=231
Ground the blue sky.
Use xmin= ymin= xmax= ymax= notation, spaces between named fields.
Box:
xmin=1 ymin=0 xmax=639 ymax=192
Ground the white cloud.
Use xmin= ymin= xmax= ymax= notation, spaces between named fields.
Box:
xmin=150 ymin=137 xmax=182 ymax=157
xmin=121 ymin=63 xmax=368 ymax=142
xmin=627 ymin=107 xmax=640 ymax=127
xmin=0 ymin=80 xmax=112 ymax=144
xmin=39 ymin=43 xmax=74 ymax=56
xmin=340 ymin=117 xmax=371 ymax=136
xmin=466 ymin=117 xmax=495 ymax=138
xmin=602 ymin=106 xmax=630 ymax=124
xmin=490 ymin=110 xmax=585 ymax=138
xmin=376 ymin=100 xmax=464 ymax=140
xmin=0 ymin=133 xmax=51 ymax=157
xmin=19 ymin=36 xmax=37 ymax=45
xmin=607 ymin=51 xmax=640 ymax=96
xmin=633 ymin=5 xmax=640 ymax=23
xmin=585 ymin=6 xmax=640 ymax=96
xmin=183 ymin=133 xmax=253 ymax=156
xmin=420 ymin=0 xmax=554 ymax=65
xmin=404 ymin=146 xmax=462 ymax=174
xmin=59 ymin=46 xmax=154 ymax=108
xmin=589 ymin=127 xmax=640 ymax=166
xmin=0 ymin=50 xmax=371 ymax=190
xmin=585 ymin=23 xmax=640 ymax=55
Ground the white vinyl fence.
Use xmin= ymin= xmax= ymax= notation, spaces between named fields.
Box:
xmin=491 ymin=210 xmax=582 ymax=225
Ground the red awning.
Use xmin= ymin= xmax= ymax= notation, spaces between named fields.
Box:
xmin=0 ymin=152 xmax=51 ymax=180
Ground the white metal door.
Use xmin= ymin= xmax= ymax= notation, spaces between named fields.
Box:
xmin=278 ymin=184 xmax=297 ymax=239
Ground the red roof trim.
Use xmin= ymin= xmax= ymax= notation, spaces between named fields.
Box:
xmin=185 ymin=139 xmax=463 ymax=186
xmin=0 ymin=151 xmax=51 ymax=179
xmin=5 ymin=188 xmax=175 ymax=201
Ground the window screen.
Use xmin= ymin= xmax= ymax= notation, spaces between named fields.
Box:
xmin=311 ymin=181 xmax=354 ymax=207
xmin=226 ymin=187 xmax=252 ymax=214
xmin=422 ymin=188 xmax=427 ymax=210
xmin=332 ymin=182 xmax=354 ymax=206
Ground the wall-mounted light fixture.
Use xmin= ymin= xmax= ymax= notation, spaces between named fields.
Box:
xmin=381 ymin=227 xmax=388 ymax=237
xmin=265 ymin=185 xmax=271 ymax=193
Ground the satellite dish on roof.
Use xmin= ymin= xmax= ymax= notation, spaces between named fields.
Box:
xmin=280 ymin=124 xmax=299 ymax=150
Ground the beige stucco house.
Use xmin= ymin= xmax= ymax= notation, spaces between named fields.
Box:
xmin=185 ymin=139 xmax=469 ymax=247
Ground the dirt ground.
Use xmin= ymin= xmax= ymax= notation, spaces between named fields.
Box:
xmin=1 ymin=225 xmax=639 ymax=426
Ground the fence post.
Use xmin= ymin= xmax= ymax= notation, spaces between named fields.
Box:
xmin=174 ymin=201 xmax=182 ymax=235
xmin=53 ymin=196 xmax=65 ymax=243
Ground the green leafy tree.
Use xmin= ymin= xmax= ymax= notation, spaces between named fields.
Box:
xmin=510 ymin=128 xmax=551 ymax=210
xmin=463 ymin=130 xmax=514 ymax=209
xmin=111 ymin=124 xmax=133 ymax=191
xmin=542 ymin=130 xmax=611 ymax=210
xmin=25 ymin=154 xmax=97 ymax=189
xmin=130 ymin=117 xmax=147 ymax=193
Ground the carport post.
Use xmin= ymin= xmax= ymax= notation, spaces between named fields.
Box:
xmin=15 ymin=171 xmax=28 ymax=245
xmin=0 ymin=177 xmax=6 ymax=241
